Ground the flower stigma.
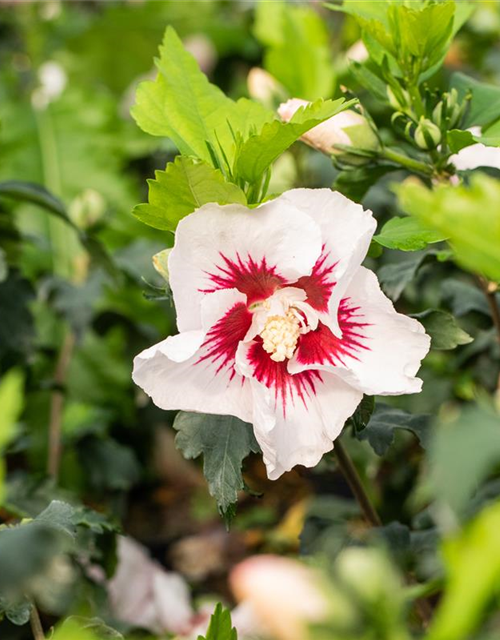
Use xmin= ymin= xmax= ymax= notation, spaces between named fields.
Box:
xmin=260 ymin=310 xmax=302 ymax=362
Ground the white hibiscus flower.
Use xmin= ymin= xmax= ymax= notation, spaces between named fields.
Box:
xmin=133 ymin=189 xmax=430 ymax=479
xmin=450 ymin=126 xmax=500 ymax=171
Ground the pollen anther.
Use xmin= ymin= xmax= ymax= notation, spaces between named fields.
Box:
xmin=260 ymin=311 xmax=301 ymax=362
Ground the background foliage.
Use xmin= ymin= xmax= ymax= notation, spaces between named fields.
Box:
xmin=1 ymin=1 xmax=500 ymax=639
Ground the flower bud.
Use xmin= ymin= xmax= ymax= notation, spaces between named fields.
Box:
xmin=69 ymin=189 xmax=106 ymax=229
xmin=387 ymin=86 xmax=410 ymax=112
xmin=152 ymin=248 xmax=172 ymax=282
xmin=248 ymin=68 xmax=285 ymax=107
xmin=278 ymin=98 xmax=379 ymax=157
xmin=414 ymin=117 xmax=442 ymax=150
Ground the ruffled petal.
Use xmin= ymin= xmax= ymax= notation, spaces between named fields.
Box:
xmin=169 ymin=199 xmax=322 ymax=331
xmin=235 ymin=341 xmax=362 ymax=479
xmin=133 ymin=289 xmax=253 ymax=422
xmin=279 ymin=189 xmax=376 ymax=335
xmin=290 ymin=267 xmax=430 ymax=396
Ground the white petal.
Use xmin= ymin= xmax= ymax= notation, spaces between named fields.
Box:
xmin=256 ymin=375 xmax=362 ymax=480
xmin=133 ymin=289 xmax=253 ymax=422
xmin=235 ymin=342 xmax=362 ymax=480
xmin=290 ymin=267 xmax=430 ymax=396
xmin=169 ymin=198 xmax=322 ymax=331
xmin=278 ymin=188 xmax=376 ymax=335
xmin=450 ymin=142 xmax=500 ymax=171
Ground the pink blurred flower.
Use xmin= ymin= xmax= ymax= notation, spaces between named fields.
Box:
xmin=230 ymin=555 xmax=329 ymax=640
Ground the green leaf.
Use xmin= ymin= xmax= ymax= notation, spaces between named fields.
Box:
xmin=174 ymin=412 xmax=260 ymax=518
xmin=0 ymin=180 xmax=71 ymax=226
xmin=447 ymin=129 xmax=477 ymax=154
xmin=441 ymin=279 xmax=492 ymax=317
xmin=0 ymin=597 xmax=32 ymax=626
xmin=0 ymin=370 xmax=24 ymax=451
xmin=333 ymin=164 xmax=395 ymax=203
xmin=374 ymin=217 xmax=447 ymax=251
xmin=413 ymin=310 xmax=473 ymax=350
xmin=451 ymin=72 xmax=500 ymax=128
xmin=198 ymin=603 xmax=237 ymax=640
xmin=0 ymin=370 xmax=24 ymax=506
xmin=358 ymin=405 xmax=430 ymax=455
xmin=396 ymin=174 xmax=500 ymax=282
xmin=377 ymin=251 xmax=430 ymax=301
xmin=133 ymin=156 xmax=247 ymax=232
xmin=35 ymin=500 xmax=78 ymax=538
xmin=429 ymin=405 xmax=500 ymax=517
xmin=447 ymin=126 xmax=500 ymax=154
xmin=350 ymin=395 xmax=375 ymax=434
xmin=62 ymin=617 xmax=124 ymax=639
xmin=236 ymin=98 xmax=354 ymax=184
xmin=428 ymin=501 xmax=500 ymax=640
xmin=133 ymin=26 xmax=273 ymax=168
xmin=78 ymin=437 xmax=141 ymax=491
xmin=256 ymin=3 xmax=335 ymax=100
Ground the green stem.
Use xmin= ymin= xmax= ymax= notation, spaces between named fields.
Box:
xmin=381 ymin=147 xmax=434 ymax=177
xmin=334 ymin=439 xmax=381 ymax=527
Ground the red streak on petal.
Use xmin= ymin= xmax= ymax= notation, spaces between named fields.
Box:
xmin=197 ymin=302 xmax=252 ymax=380
xmin=296 ymin=299 xmax=370 ymax=367
xmin=247 ymin=339 xmax=322 ymax=416
xmin=291 ymin=247 xmax=337 ymax=312
xmin=201 ymin=253 xmax=286 ymax=305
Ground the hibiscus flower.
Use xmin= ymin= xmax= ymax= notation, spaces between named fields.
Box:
xmin=133 ymin=189 xmax=430 ymax=479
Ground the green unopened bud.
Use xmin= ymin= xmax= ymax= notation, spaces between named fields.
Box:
xmin=69 ymin=189 xmax=106 ymax=229
xmin=432 ymin=101 xmax=443 ymax=128
xmin=152 ymin=248 xmax=172 ymax=282
xmin=387 ymin=86 xmax=410 ymax=112
xmin=415 ymin=117 xmax=441 ymax=150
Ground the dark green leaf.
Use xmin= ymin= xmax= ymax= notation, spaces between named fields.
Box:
xmin=358 ymin=405 xmax=430 ymax=455
xmin=351 ymin=395 xmax=375 ymax=433
xmin=451 ymin=72 xmax=500 ymax=128
xmin=174 ymin=412 xmax=260 ymax=518
xmin=377 ymin=251 xmax=429 ymax=301
xmin=441 ymin=279 xmax=492 ymax=317
xmin=78 ymin=438 xmax=141 ymax=492
xmin=333 ymin=164 xmax=395 ymax=202
xmin=0 ymin=597 xmax=32 ymax=626
xmin=0 ymin=181 xmax=70 ymax=226
xmin=0 ymin=272 xmax=35 ymax=359
xmin=413 ymin=310 xmax=473 ymax=350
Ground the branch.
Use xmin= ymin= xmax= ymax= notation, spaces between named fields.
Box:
xmin=47 ymin=331 xmax=75 ymax=480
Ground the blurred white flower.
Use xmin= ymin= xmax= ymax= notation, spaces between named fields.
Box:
xmin=346 ymin=40 xmax=369 ymax=63
xmin=247 ymin=68 xmax=284 ymax=107
xmin=32 ymin=61 xmax=67 ymax=109
xmin=108 ymin=537 xmax=194 ymax=635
